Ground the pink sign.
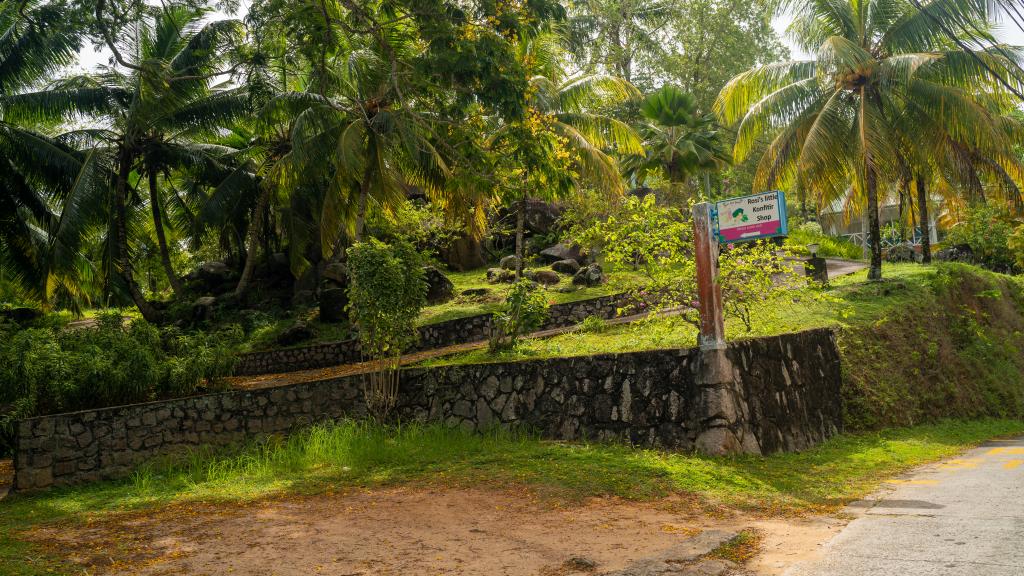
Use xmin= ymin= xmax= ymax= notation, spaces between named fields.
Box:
xmin=715 ymin=191 xmax=788 ymax=243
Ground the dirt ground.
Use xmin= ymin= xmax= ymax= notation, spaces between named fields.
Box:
xmin=25 ymin=487 xmax=843 ymax=576
xmin=0 ymin=459 xmax=11 ymax=499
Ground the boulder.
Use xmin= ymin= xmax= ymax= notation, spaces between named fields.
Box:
xmin=423 ymin=266 xmax=455 ymax=305
xmin=198 ymin=261 xmax=232 ymax=283
xmin=526 ymin=270 xmax=561 ymax=286
xmin=572 ymin=264 xmax=606 ymax=287
xmin=291 ymin=289 xmax=316 ymax=308
xmin=885 ymin=243 xmax=917 ymax=263
xmin=319 ymin=287 xmax=348 ymax=323
xmin=539 ymin=242 xmax=586 ymax=264
xmin=443 ymin=235 xmax=486 ymax=272
xmin=276 ymin=321 xmax=317 ymax=346
xmin=551 ymin=258 xmax=580 ymax=275
xmin=487 ymin=267 xmax=516 ymax=284
xmin=523 ymin=200 xmax=564 ymax=235
xmin=499 ymin=255 xmax=521 ymax=270
xmin=322 ymin=262 xmax=348 ymax=286
xmin=0 ymin=307 xmax=42 ymax=325
xmin=462 ymin=288 xmax=490 ymax=298
xmin=935 ymin=243 xmax=974 ymax=263
xmin=192 ymin=296 xmax=217 ymax=321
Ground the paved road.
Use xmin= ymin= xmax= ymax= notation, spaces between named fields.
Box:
xmin=786 ymin=436 xmax=1024 ymax=576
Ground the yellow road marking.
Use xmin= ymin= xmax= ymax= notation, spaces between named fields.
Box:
xmin=986 ymin=447 xmax=1024 ymax=456
xmin=937 ymin=458 xmax=982 ymax=470
xmin=1003 ymin=460 xmax=1024 ymax=470
xmin=886 ymin=479 xmax=940 ymax=485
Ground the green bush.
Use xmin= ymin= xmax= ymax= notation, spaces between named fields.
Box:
xmin=785 ymin=226 xmax=864 ymax=260
xmin=489 ymin=280 xmax=550 ymax=351
xmin=944 ymin=204 xmax=1020 ymax=273
xmin=0 ymin=313 xmax=242 ymax=456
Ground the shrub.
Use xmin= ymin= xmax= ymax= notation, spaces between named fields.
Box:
xmin=944 ymin=204 xmax=1020 ymax=273
xmin=784 ymin=226 xmax=863 ymax=260
xmin=347 ymin=239 xmax=428 ymax=418
xmin=571 ymin=194 xmax=801 ymax=333
xmin=0 ymin=313 xmax=242 ymax=456
xmin=489 ymin=280 xmax=550 ymax=351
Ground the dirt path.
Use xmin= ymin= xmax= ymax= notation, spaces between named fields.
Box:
xmin=25 ymin=487 xmax=842 ymax=576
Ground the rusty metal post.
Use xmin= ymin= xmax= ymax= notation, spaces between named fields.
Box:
xmin=693 ymin=202 xmax=725 ymax=350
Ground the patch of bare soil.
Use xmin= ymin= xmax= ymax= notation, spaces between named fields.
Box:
xmin=27 ymin=487 xmax=844 ymax=576
xmin=0 ymin=459 xmax=12 ymax=499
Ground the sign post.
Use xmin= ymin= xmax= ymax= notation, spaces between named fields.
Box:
xmin=693 ymin=202 xmax=725 ymax=350
xmin=692 ymin=190 xmax=788 ymax=350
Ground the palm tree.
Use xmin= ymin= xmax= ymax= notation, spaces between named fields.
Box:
xmin=6 ymin=5 xmax=245 ymax=319
xmin=623 ymin=85 xmax=730 ymax=201
xmin=0 ymin=1 xmax=108 ymax=310
xmin=491 ymin=30 xmax=643 ymax=278
xmin=278 ymin=43 xmax=451 ymax=279
xmin=716 ymin=0 xmax=1023 ymax=279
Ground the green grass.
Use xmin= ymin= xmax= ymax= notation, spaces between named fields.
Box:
xmin=421 ymin=263 xmax=936 ymax=366
xmin=3 ymin=418 xmax=1022 ymax=575
xmin=416 ymin=265 xmax=648 ymax=325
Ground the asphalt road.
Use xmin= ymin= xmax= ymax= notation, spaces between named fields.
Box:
xmin=786 ymin=436 xmax=1024 ymax=576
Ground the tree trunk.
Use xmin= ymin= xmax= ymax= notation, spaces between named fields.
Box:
xmin=235 ymin=186 xmax=271 ymax=297
xmin=917 ymin=177 xmax=932 ymax=263
xmin=898 ymin=182 xmax=906 ymax=242
xmin=115 ymin=147 xmax=161 ymax=322
xmin=353 ymin=173 xmax=371 ymax=243
xmin=865 ymin=163 xmax=883 ymax=280
xmin=514 ymin=198 xmax=526 ymax=280
xmin=148 ymin=170 xmax=184 ymax=295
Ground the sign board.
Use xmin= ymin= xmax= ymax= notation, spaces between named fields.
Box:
xmin=714 ymin=190 xmax=788 ymax=243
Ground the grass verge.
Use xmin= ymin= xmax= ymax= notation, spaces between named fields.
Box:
xmin=2 ymin=418 xmax=1022 ymax=575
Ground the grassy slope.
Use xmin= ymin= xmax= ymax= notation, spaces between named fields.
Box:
xmin=425 ymin=263 xmax=1024 ymax=430
xmin=241 ymin=266 xmax=647 ymax=351
xmin=416 ymin=266 xmax=646 ymax=325
xmin=3 ymin=418 xmax=1024 ymax=575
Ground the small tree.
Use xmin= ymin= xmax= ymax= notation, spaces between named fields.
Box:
xmin=571 ymin=194 xmax=799 ymax=337
xmin=347 ymin=239 xmax=427 ymax=418
xmin=489 ymin=281 xmax=550 ymax=352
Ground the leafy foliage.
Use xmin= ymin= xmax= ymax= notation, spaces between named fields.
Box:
xmin=347 ymin=239 xmax=428 ymax=360
xmin=943 ymin=204 xmax=1021 ymax=273
xmin=0 ymin=314 xmax=242 ymax=455
xmin=489 ymin=280 xmax=550 ymax=351
xmin=571 ymin=193 xmax=800 ymax=333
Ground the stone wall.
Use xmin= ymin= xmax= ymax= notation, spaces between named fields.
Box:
xmin=233 ymin=292 xmax=634 ymax=376
xmin=14 ymin=328 xmax=842 ymax=491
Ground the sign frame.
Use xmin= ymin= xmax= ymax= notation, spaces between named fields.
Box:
xmin=713 ymin=190 xmax=788 ymax=244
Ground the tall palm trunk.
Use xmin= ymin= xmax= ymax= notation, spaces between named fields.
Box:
xmin=514 ymin=197 xmax=526 ymax=280
xmin=865 ymin=163 xmax=883 ymax=280
xmin=916 ymin=177 xmax=932 ymax=263
xmin=235 ymin=185 xmax=270 ymax=297
xmin=115 ymin=147 xmax=161 ymax=322
xmin=148 ymin=169 xmax=184 ymax=295
xmin=354 ymin=179 xmax=370 ymax=243
xmin=353 ymin=149 xmax=374 ymax=244
xmin=861 ymin=89 xmax=883 ymax=281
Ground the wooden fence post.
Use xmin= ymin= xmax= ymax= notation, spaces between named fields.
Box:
xmin=693 ymin=202 xmax=725 ymax=350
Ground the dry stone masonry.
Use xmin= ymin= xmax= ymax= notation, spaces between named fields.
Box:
xmin=14 ymin=328 xmax=842 ymax=491
xmin=234 ymin=292 xmax=637 ymax=375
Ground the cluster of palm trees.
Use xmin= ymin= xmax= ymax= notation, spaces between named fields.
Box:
xmin=4 ymin=0 xmax=1023 ymax=320
xmin=717 ymin=0 xmax=1024 ymax=279
xmin=0 ymin=0 xmax=729 ymax=318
